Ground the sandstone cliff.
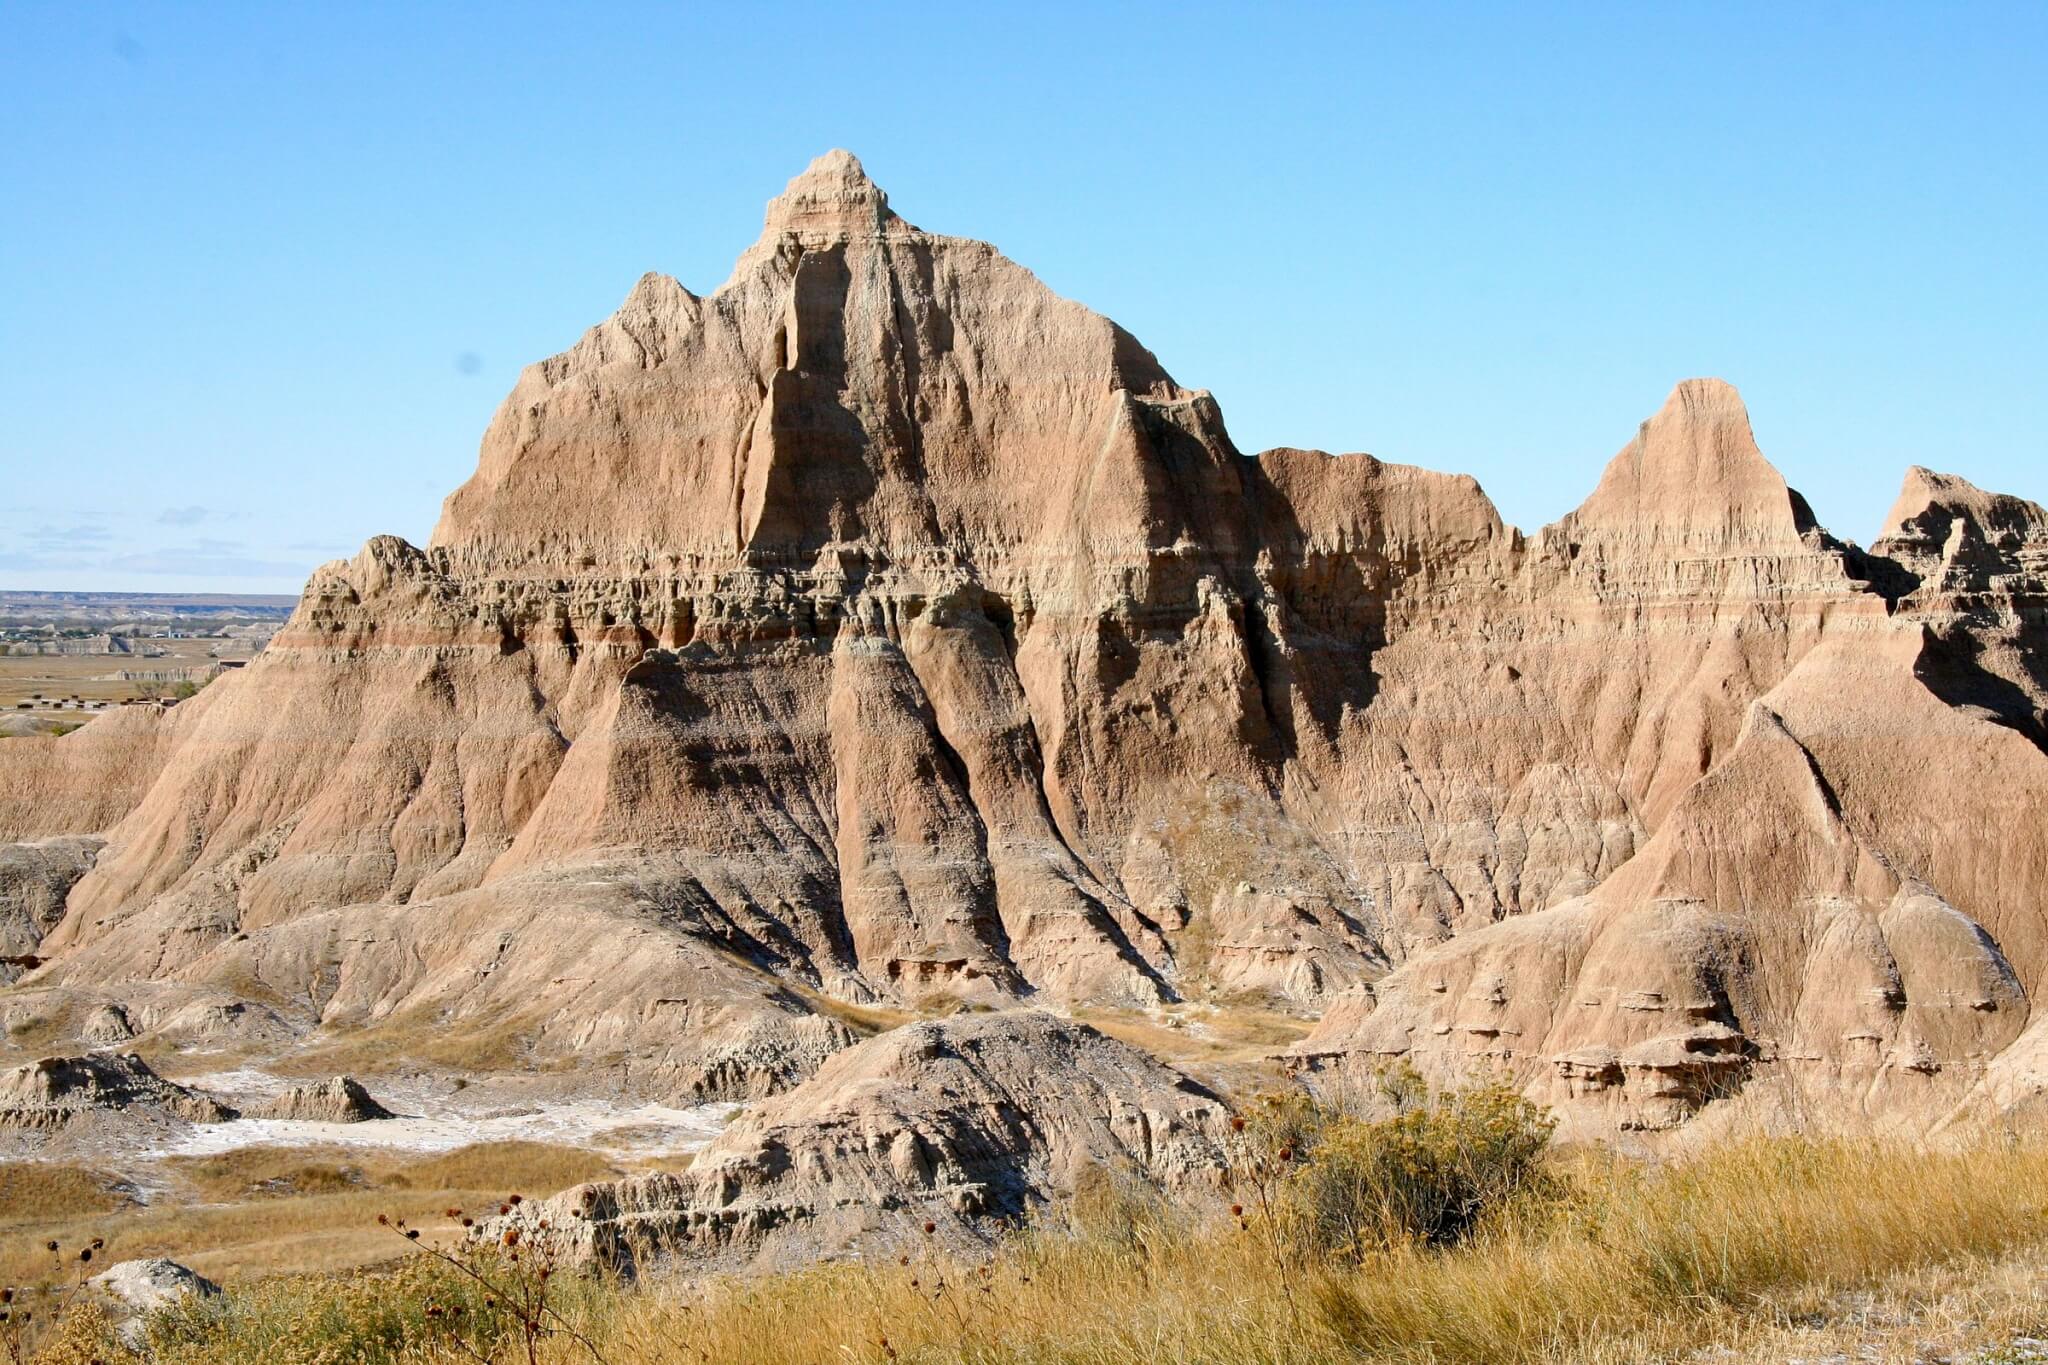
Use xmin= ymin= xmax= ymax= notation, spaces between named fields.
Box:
xmin=0 ymin=151 xmax=2041 ymax=1141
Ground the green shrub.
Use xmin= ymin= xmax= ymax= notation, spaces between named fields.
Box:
xmin=1242 ymin=1070 xmax=1556 ymax=1260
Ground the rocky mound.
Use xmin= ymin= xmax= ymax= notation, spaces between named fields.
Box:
xmin=537 ymin=1011 xmax=1227 ymax=1271
xmin=0 ymin=151 xmax=2040 ymax=1143
xmin=90 ymin=1258 xmax=221 ymax=1344
xmin=250 ymin=1075 xmax=393 ymax=1122
xmin=0 ymin=1053 xmax=235 ymax=1129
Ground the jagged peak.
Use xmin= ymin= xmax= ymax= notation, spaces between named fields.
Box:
xmin=1876 ymin=465 xmax=2048 ymax=549
xmin=1563 ymin=378 xmax=1815 ymax=547
xmin=758 ymin=149 xmax=911 ymax=244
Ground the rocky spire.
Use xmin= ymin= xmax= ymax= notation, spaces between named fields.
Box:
xmin=1563 ymin=378 xmax=1817 ymax=550
xmin=757 ymin=149 xmax=910 ymax=244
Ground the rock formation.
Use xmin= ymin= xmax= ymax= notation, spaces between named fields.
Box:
xmin=90 ymin=1258 xmax=221 ymax=1344
xmin=249 ymin=1075 xmax=394 ymax=1123
xmin=0 ymin=1053 xmax=235 ymax=1129
xmin=0 ymin=151 xmax=2041 ymax=1145
xmin=533 ymin=1011 xmax=1227 ymax=1271
xmin=0 ymin=837 xmax=99 ymax=984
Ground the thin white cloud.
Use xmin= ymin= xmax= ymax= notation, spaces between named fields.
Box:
xmin=24 ymin=523 xmax=114 ymax=548
xmin=108 ymin=544 xmax=310 ymax=578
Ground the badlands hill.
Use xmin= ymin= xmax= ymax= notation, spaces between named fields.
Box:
xmin=1 ymin=151 xmax=2044 ymax=1158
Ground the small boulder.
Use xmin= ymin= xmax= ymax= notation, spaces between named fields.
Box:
xmin=91 ymin=1257 xmax=220 ymax=1313
xmin=90 ymin=1258 xmax=220 ymax=1341
xmin=251 ymin=1075 xmax=394 ymax=1123
xmin=82 ymin=1003 xmax=135 ymax=1045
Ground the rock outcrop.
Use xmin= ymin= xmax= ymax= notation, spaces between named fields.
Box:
xmin=0 ymin=151 xmax=2041 ymax=1144
xmin=0 ymin=836 xmax=100 ymax=984
xmin=534 ymin=1011 xmax=1227 ymax=1270
xmin=90 ymin=1258 xmax=220 ymax=1343
xmin=250 ymin=1075 xmax=394 ymax=1123
xmin=0 ymin=1054 xmax=235 ymax=1129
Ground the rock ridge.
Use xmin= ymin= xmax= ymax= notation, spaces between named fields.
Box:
xmin=0 ymin=152 xmax=2041 ymax=1142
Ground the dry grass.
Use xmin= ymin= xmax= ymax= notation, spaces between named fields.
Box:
xmin=278 ymin=1010 xmax=551 ymax=1077
xmin=383 ymin=1141 xmax=620 ymax=1194
xmin=34 ymin=1131 xmax=2045 ymax=1364
xmin=784 ymin=983 xmax=918 ymax=1037
xmin=0 ymin=1162 xmax=132 ymax=1223
xmin=535 ymin=1137 xmax=2048 ymax=1365
xmin=1072 ymin=1003 xmax=1311 ymax=1094
xmin=0 ymin=1141 xmax=622 ymax=1286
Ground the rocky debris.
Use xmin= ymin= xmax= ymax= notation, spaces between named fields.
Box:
xmin=90 ymin=1258 xmax=220 ymax=1341
xmin=0 ymin=151 xmax=2041 ymax=1144
xmin=0 ymin=1053 xmax=235 ymax=1129
xmin=532 ymin=1011 xmax=1229 ymax=1272
xmin=249 ymin=1075 xmax=394 ymax=1122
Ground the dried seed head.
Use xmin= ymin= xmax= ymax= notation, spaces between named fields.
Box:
xmin=405 ymin=1230 xmax=420 ymax=1241
xmin=1229 ymin=1116 xmax=1246 ymax=1133
xmin=1230 ymin=1203 xmax=1244 ymax=1217
xmin=922 ymin=1221 xmax=936 ymax=1235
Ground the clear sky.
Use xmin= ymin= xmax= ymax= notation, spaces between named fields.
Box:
xmin=4 ymin=2 xmax=2043 ymax=594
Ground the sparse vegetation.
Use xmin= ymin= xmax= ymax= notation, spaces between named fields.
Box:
xmin=9 ymin=1087 xmax=2048 ymax=1362
xmin=0 ymin=1165 xmax=132 ymax=1225
xmin=0 ymin=1142 xmax=621 ymax=1287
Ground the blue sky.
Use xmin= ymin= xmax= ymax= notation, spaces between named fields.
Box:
xmin=3 ymin=2 xmax=2043 ymax=594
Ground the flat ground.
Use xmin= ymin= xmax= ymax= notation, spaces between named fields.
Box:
xmin=0 ymin=1140 xmax=658 ymax=1284
xmin=0 ymin=638 xmax=227 ymax=708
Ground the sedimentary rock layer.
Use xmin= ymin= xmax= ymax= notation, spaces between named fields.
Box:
xmin=0 ymin=151 xmax=2042 ymax=1137
xmin=533 ymin=1011 xmax=1228 ymax=1270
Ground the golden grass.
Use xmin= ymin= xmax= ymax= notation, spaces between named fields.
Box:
xmin=503 ymin=1146 xmax=2039 ymax=1365
xmin=381 ymin=1140 xmax=619 ymax=1194
xmin=278 ymin=1010 xmax=549 ymax=1077
xmin=20 ymin=1133 xmax=2048 ymax=1363
xmin=0 ymin=1141 xmax=623 ymax=1286
xmin=1073 ymin=1003 xmax=1311 ymax=1062
xmin=1071 ymin=1003 xmax=1312 ymax=1095
xmin=477 ymin=1137 xmax=2048 ymax=1364
xmin=783 ymin=983 xmax=918 ymax=1037
xmin=0 ymin=1162 xmax=131 ymax=1224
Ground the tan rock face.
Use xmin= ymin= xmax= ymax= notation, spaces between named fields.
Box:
xmin=0 ymin=151 xmax=2042 ymax=1137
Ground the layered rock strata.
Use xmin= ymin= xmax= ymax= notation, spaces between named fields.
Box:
xmin=250 ymin=1075 xmax=394 ymax=1123
xmin=0 ymin=1053 xmax=235 ymax=1129
xmin=0 ymin=151 xmax=2041 ymax=1141
xmin=531 ymin=1011 xmax=1227 ymax=1271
